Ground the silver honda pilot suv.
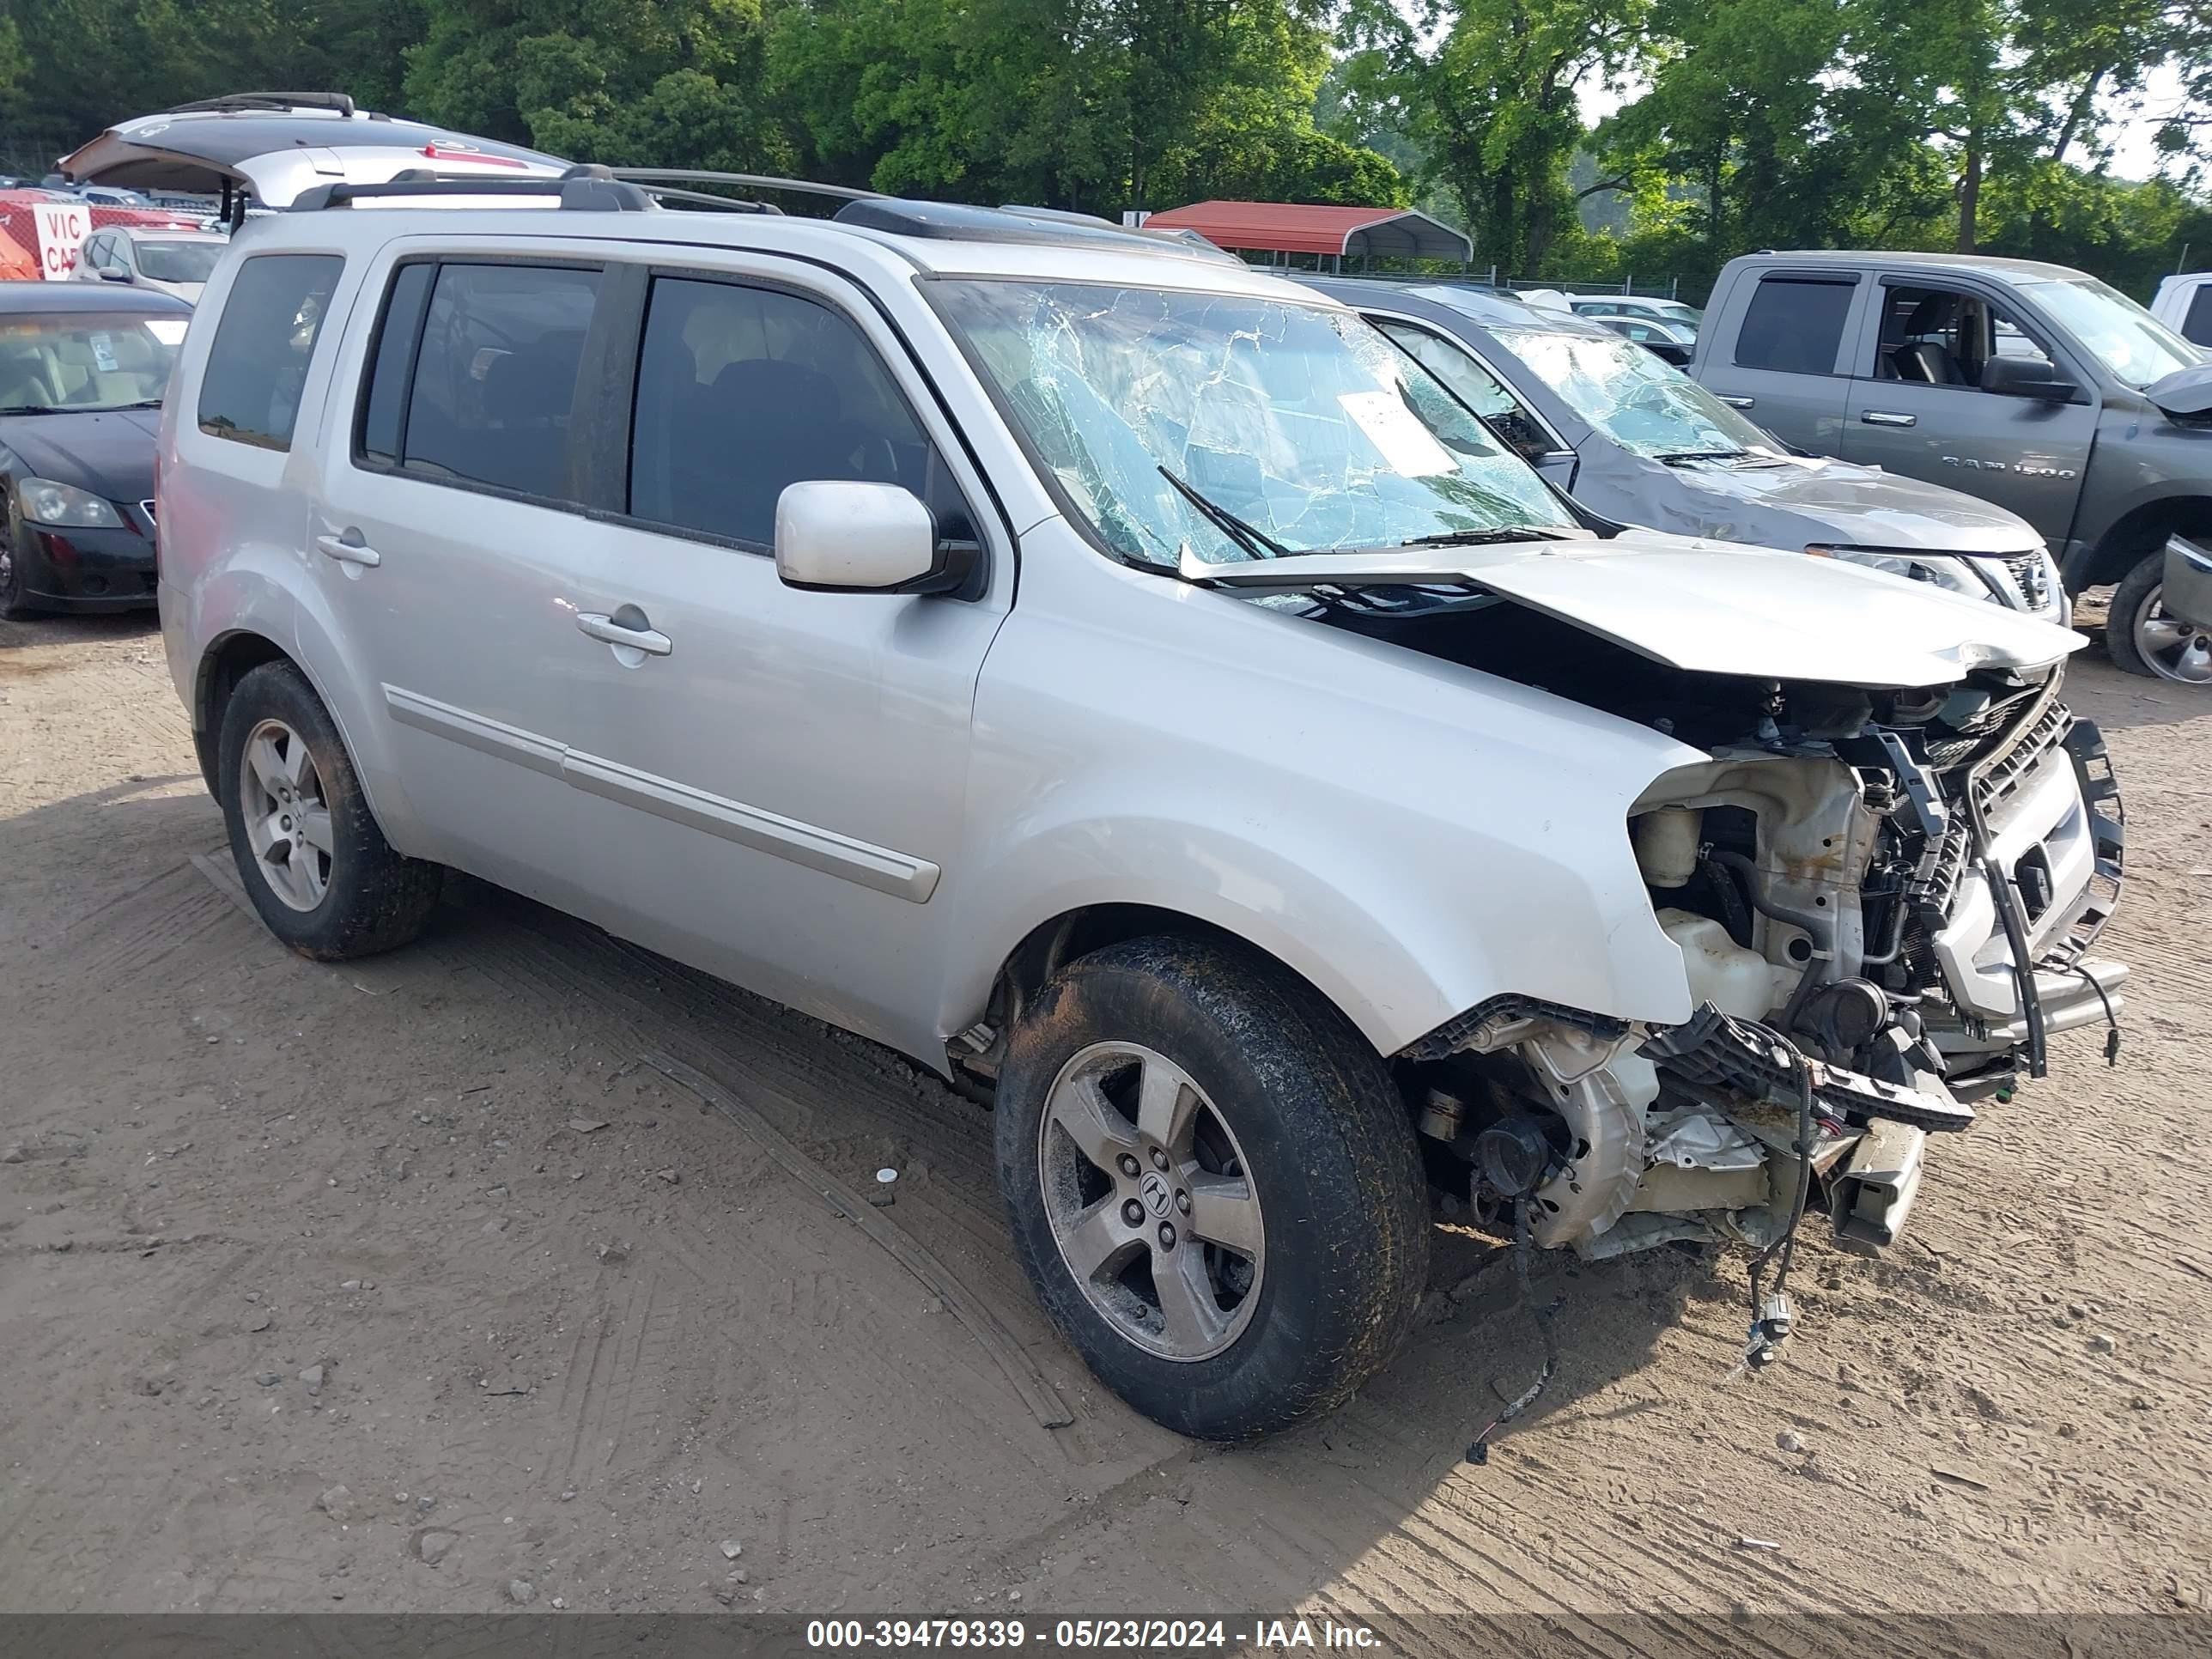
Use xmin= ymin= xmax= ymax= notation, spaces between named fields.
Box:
xmin=160 ymin=185 xmax=2125 ymax=1440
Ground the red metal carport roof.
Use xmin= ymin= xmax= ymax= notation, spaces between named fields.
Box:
xmin=1143 ymin=200 xmax=1472 ymax=262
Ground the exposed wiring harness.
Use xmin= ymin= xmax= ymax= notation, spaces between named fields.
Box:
xmin=1740 ymin=1018 xmax=1817 ymax=1370
xmin=2066 ymin=963 xmax=2123 ymax=1067
xmin=1463 ymin=1197 xmax=1559 ymax=1465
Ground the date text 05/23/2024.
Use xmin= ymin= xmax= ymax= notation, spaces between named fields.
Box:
xmin=804 ymin=1620 xmax=1384 ymax=1650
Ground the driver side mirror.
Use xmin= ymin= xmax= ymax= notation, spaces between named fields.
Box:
xmin=96 ymin=265 xmax=130 ymax=282
xmin=774 ymin=481 xmax=971 ymax=595
xmin=1979 ymin=354 xmax=2078 ymax=403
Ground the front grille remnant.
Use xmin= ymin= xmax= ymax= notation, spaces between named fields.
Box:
xmin=1972 ymin=699 xmax=2070 ymax=832
xmin=2003 ymin=552 xmax=2051 ymax=612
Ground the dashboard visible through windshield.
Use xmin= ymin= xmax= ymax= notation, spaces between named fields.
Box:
xmin=0 ymin=312 xmax=185 ymax=413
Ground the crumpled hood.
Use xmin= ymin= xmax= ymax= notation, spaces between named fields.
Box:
xmin=1183 ymin=532 xmax=2084 ymax=688
xmin=2145 ymin=361 xmax=2212 ymax=418
xmin=1622 ymin=451 xmax=2041 ymax=555
xmin=0 ymin=408 xmax=160 ymax=506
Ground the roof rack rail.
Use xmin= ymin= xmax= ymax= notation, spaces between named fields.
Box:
xmin=830 ymin=198 xmax=1171 ymax=251
xmin=606 ymin=169 xmax=884 ymax=206
xmin=165 ymin=91 xmax=359 ymax=117
xmin=289 ymin=167 xmax=652 ymax=213
xmin=624 ymin=184 xmax=779 ymax=215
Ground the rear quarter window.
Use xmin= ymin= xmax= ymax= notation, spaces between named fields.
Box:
xmin=196 ymin=253 xmax=344 ymax=452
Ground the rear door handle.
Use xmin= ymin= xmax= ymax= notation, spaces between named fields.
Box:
xmin=576 ymin=611 xmax=672 ymax=657
xmin=1718 ymin=395 xmax=1755 ymax=409
xmin=315 ymin=532 xmax=381 ymax=567
xmin=1861 ymin=410 xmax=1917 ymax=428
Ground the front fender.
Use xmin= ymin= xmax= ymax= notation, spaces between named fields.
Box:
xmin=935 ymin=544 xmax=1711 ymax=1056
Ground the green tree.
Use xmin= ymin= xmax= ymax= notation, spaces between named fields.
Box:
xmin=1346 ymin=0 xmax=1656 ymax=274
xmin=405 ymin=0 xmax=789 ymax=172
xmin=0 ymin=0 xmax=422 ymax=172
xmin=769 ymin=0 xmax=1401 ymax=213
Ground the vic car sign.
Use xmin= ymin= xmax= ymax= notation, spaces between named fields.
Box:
xmin=34 ymin=202 xmax=89 ymax=279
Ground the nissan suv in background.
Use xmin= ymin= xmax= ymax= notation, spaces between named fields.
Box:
xmin=1304 ymin=278 xmax=2066 ymax=620
xmin=1689 ymin=251 xmax=2212 ymax=681
xmin=73 ymin=225 xmax=230 ymax=304
xmin=158 ymin=179 xmax=2121 ymax=1442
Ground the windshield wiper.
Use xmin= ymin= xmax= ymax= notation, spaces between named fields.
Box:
xmin=1655 ymin=449 xmax=1752 ymax=465
xmin=1399 ymin=526 xmax=1571 ymax=547
xmin=0 ymin=404 xmax=64 ymax=416
xmin=1158 ymin=465 xmax=1292 ymax=562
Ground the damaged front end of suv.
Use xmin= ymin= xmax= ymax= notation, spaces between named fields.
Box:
xmin=937 ymin=273 xmax=2127 ymax=1428
xmin=1198 ymin=540 xmax=2124 ymax=1356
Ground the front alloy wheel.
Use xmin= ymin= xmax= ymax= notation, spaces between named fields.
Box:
xmin=996 ymin=935 xmax=1428 ymax=1442
xmin=1037 ymin=1041 xmax=1265 ymax=1362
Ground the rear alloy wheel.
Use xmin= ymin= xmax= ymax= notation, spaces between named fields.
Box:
xmin=217 ymin=660 xmax=443 ymax=959
xmin=997 ymin=935 xmax=1428 ymax=1441
xmin=2108 ymin=555 xmax=2212 ymax=683
xmin=237 ymin=718 xmax=334 ymax=912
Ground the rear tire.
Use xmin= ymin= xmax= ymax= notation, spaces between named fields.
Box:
xmin=217 ymin=660 xmax=442 ymax=959
xmin=995 ymin=935 xmax=1428 ymax=1441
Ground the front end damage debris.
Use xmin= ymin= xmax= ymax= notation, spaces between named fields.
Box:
xmin=1397 ymin=665 xmax=2125 ymax=1399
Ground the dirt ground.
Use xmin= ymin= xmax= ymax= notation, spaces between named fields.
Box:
xmin=1 ymin=605 xmax=2208 ymax=1637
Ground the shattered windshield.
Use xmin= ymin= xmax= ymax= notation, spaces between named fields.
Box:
xmin=930 ymin=279 xmax=1573 ymax=565
xmin=1492 ymin=326 xmax=1774 ymax=460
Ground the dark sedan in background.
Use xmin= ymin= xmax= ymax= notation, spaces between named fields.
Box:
xmin=0 ymin=283 xmax=188 ymax=617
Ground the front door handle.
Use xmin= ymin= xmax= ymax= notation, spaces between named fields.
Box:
xmin=576 ymin=611 xmax=672 ymax=657
xmin=315 ymin=532 xmax=381 ymax=567
xmin=1861 ymin=410 xmax=1917 ymax=428
xmin=1718 ymin=395 xmax=1755 ymax=409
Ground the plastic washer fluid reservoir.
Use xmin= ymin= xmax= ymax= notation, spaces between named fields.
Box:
xmin=1656 ymin=908 xmax=1792 ymax=1021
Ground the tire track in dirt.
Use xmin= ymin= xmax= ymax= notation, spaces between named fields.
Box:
xmin=46 ymin=862 xmax=234 ymax=995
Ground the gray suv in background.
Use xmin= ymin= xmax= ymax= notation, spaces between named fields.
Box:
xmin=1690 ymin=251 xmax=2212 ymax=681
xmin=1304 ymin=278 xmax=2064 ymax=619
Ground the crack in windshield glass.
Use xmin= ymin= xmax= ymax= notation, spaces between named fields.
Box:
xmin=1490 ymin=325 xmax=1776 ymax=461
xmin=933 ymin=281 xmax=1575 ymax=564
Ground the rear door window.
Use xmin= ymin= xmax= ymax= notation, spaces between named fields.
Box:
xmin=393 ymin=263 xmax=602 ymax=500
xmin=1733 ymin=276 xmax=1855 ymax=374
xmin=626 ymin=276 xmax=975 ymax=549
xmin=195 ymin=253 xmax=343 ymax=451
xmin=356 ymin=262 xmax=436 ymax=465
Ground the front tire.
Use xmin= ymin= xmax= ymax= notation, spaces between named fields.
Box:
xmin=0 ymin=509 xmax=45 ymax=620
xmin=217 ymin=660 xmax=442 ymax=959
xmin=995 ymin=935 xmax=1428 ymax=1441
xmin=2106 ymin=553 xmax=2212 ymax=683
